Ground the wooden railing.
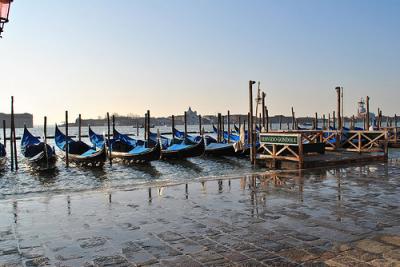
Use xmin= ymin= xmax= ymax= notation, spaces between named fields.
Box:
xmin=258 ymin=132 xmax=325 ymax=168
xmin=340 ymin=130 xmax=388 ymax=154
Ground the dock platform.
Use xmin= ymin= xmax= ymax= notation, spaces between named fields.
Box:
xmin=257 ymin=150 xmax=387 ymax=169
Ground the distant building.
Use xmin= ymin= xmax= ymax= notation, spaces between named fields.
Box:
xmin=356 ymin=98 xmax=375 ymax=120
xmin=186 ymin=107 xmax=198 ymax=125
xmin=0 ymin=113 xmax=33 ymax=128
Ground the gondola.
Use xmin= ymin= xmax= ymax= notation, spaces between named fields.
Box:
xmin=89 ymin=127 xmax=161 ymax=163
xmin=55 ymin=125 xmax=106 ymax=167
xmin=0 ymin=142 xmax=6 ymax=170
xmin=150 ymin=131 xmax=205 ymax=160
xmin=21 ymin=127 xmax=57 ymax=170
xmin=174 ymin=128 xmax=236 ymax=157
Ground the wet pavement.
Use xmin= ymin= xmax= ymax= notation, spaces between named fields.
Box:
xmin=1 ymin=161 xmax=400 ymax=266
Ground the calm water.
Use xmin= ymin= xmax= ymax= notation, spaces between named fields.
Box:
xmin=0 ymin=125 xmax=265 ymax=199
xmin=1 ymin=124 xmax=399 ymax=200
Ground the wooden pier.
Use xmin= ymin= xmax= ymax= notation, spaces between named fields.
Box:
xmin=257 ymin=130 xmax=389 ymax=170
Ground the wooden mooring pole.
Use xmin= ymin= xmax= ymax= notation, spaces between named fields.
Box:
xmin=44 ymin=116 xmax=47 ymax=143
xmin=333 ymin=111 xmax=336 ymax=130
xmin=336 ymin=87 xmax=342 ymax=130
xmin=227 ymin=110 xmax=230 ymax=143
xmin=247 ymin=113 xmax=250 ymax=143
xmin=262 ymin=92 xmax=266 ymax=129
xmin=279 ymin=115 xmax=282 ymax=130
xmin=65 ymin=111 xmax=69 ymax=167
xmin=366 ymin=96 xmax=370 ymax=130
xmin=171 ymin=115 xmax=175 ymax=137
xmin=314 ymin=112 xmax=318 ymax=130
xmin=11 ymin=97 xmax=18 ymax=170
xmin=184 ymin=111 xmax=187 ymax=138
xmin=323 ymin=114 xmax=326 ymax=130
xmin=107 ymin=112 xmax=112 ymax=165
xmin=77 ymin=114 xmax=81 ymax=141
xmin=248 ymin=80 xmax=256 ymax=164
xmin=266 ymin=108 xmax=269 ymax=132
xmin=10 ymin=101 xmax=14 ymax=171
xmin=198 ymin=115 xmax=202 ymax=135
xmin=147 ymin=110 xmax=150 ymax=145
xmin=291 ymin=107 xmax=295 ymax=130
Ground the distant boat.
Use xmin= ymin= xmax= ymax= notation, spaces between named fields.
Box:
xmin=21 ymin=127 xmax=57 ymax=171
xmin=55 ymin=125 xmax=106 ymax=167
xmin=0 ymin=142 xmax=6 ymax=170
xmin=89 ymin=127 xmax=161 ymax=163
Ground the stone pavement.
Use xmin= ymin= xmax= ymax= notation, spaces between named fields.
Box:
xmin=1 ymin=162 xmax=400 ymax=266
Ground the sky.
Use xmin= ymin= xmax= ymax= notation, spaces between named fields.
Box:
xmin=1 ymin=0 xmax=399 ymax=125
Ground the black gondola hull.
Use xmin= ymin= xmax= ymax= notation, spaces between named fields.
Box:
xmin=110 ymin=143 xmax=161 ymax=162
xmin=205 ymin=144 xmax=236 ymax=157
xmin=161 ymin=138 xmax=205 ymax=160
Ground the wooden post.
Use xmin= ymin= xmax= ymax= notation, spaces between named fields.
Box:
xmin=291 ymin=107 xmax=295 ymax=130
xmin=112 ymin=115 xmax=116 ymax=133
xmin=395 ymin=114 xmax=398 ymax=128
xmin=248 ymin=80 xmax=256 ymax=164
xmin=247 ymin=112 xmax=250 ymax=144
xmin=136 ymin=120 xmax=139 ymax=136
xmin=147 ymin=110 xmax=150 ymax=145
xmin=328 ymin=113 xmax=331 ymax=129
xmin=315 ymin=112 xmax=318 ymax=130
xmin=44 ymin=116 xmax=47 ymax=142
xmin=238 ymin=116 xmax=241 ymax=132
xmin=2 ymin=120 xmax=5 ymax=149
xmin=333 ymin=111 xmax=336 ymax=130
xmin=11 ymin=97 xmax=18 ymax=170
xmin=171 ymin=115 xmax=175 ymax=137
xmin=266 ymin=108 xmax=269 ymax=132
xmin=262 ymin=92 xmax=266 ymax=128
xmin=107 ymin=112 xmax=112 ymax=165
xmin=222 ymin=115 xmax=225 ymax=139
xmin=258 ymin=113 xmax=261 ymax=131
xmin=279 ymin=115 xmax=282 ymax=130
xmin=184 ymin=111 xmax=187 ymax=138
xmin=336 ymin=87 xmax=342 ymax=130
xmin=10 ymin=103 xmax=14 ymax=171
xmin=323 ymin=114 xmax=326 ymax=130
xmin=366 ymin=96 xmax=370 ymax=130
xmin=78 ymin=114 xmax=82 ymax=141
xmin=65 ymin=111 xmax=69 ymax=167
xmin=227 ymin=110 xmax=230 ymax=143
xmin=144 ymin=113 xmax=148 ymax=140
xmin=198 ymin=115 xmax=202 ymax=135
xmin=217 ymin=113 xmax=221 ymax=142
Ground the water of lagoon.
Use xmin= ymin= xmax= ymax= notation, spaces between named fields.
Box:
xmin=1 ymin=124 xmax=399 ymax=200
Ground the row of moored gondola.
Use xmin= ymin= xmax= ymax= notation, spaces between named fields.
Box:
xmin=0 ymin=124 xmax=253 ymax=171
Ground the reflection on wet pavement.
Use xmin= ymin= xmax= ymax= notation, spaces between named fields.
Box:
xmin=1 ymin=162 xmax=400 ymax=266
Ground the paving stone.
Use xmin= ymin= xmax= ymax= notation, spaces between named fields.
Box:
xmin=157 ymin=231 xmax=184 ymax=242
xmin=277 ymin=248 xmax=318 ymax=263
xmin=355 ymin=239 xmax=395 ymax=254
xmin=220 ymin=251 xmax=249 ymax=262
xmin=78 ymin=237 xmax=107 ymax=249
xmin=92 ymin=255 xmax=132 ymax=267
xmin=325 ymin=255 xmax=373 ymax=267
xmin=379 ymin=235 xmax=400 ymax=247
xmin=159 ymin=255 xmax=202 ymax=267
xmin=243 ymin=250 xmax=279 ymax=261
xmin=190 ymin=251 xmax=225 ymax=264
xmin=383 ymin=249 xmax=400 ymax=261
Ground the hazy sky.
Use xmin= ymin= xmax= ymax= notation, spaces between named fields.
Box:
xmin=1 ymin=0 xmax=399 ymax=125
